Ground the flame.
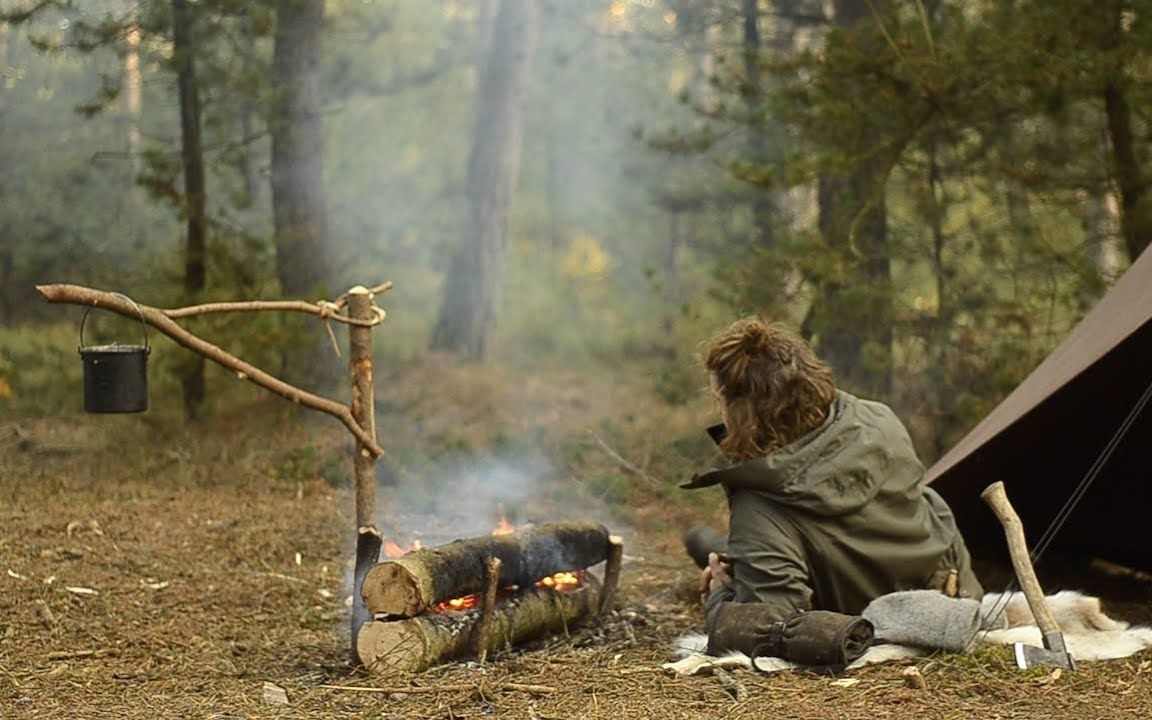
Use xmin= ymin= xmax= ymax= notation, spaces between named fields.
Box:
xmin=493 ymin=516 xmax=515 ymax=535
xmin=401 ymin=520 xmax=585 ymax=613
xmin=536 ymin=570 xmax=584 ymax=591
xmin=382 ymin=538 xmax=423 ymax=558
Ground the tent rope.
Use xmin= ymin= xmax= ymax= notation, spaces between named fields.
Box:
xmin=980 ymin=372 xmax=1152 ymax=632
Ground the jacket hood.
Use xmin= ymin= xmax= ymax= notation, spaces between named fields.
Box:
xmin=681 ymin=391 xmax=924 ymax=516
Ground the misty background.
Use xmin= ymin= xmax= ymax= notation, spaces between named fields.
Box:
xmin=1 ymin=0 xmax=1148 ymax=521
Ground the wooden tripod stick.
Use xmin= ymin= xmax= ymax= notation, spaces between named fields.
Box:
xmin=348 ymin=286 xmax=383 ymax=652
xmin=36 ymin=282 xmax=391 ymax=660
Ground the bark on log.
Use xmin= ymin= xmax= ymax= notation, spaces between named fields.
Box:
xmin=357 ymin=574 xmax=602 ymax=674
xmin=362 ymin=521 xmax=610 ymax=618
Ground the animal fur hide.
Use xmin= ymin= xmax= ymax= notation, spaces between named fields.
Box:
xmin=664 ymin=590 xmax=1152 ymax=676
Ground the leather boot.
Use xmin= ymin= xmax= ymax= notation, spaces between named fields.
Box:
xmin=708 ymin=603 xmax=873 ymax=668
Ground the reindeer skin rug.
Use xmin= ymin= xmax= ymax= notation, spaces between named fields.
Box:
xmin=663 ymin=591 xmax=1152 ymax=676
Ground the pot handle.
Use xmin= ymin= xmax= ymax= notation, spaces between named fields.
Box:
xmin=79 ymin=292 xmax=150 ymax=352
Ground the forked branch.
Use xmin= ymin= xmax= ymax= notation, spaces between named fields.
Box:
xmin=35 ymin=282 xmax=383 ymax=457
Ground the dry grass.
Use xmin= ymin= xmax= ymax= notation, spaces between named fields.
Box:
xmin=1 ymin=362 xmax=1150 ymax=719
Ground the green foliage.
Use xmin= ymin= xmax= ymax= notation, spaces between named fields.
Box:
xmin=0 ymin=324 xmax=86 ymax=415
xmin=3 ymin=0 xmax=1147 ymax=468
xmin=653 ymin=361 xmax=699 ymax=406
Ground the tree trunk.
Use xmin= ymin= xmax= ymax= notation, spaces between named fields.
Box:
xmin=811 ymin=0 xmax=893 ymax=397
xmin=1099 ymin=0 xmax=1149 ymax=263
xmin=270 ymin=0 xmax=332 ymax=385
xmin=362 ymin=521 xmax=610 ymax=618
xmin=357 ymin=576 xmax=602 ymax=674
xmin=429 ymin=0 xmax=539 ymax=361
xmin=744 ymin=0 xmax=776 ymax=250
xmin=271 ymin=0 xmax=330 ymax=298
xmin=1103 ymin=80 xmax=1150 ymax=263
xmin=172 ymin=0 xmax=206 ymax=420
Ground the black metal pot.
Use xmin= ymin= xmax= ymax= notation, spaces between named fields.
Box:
xmin=78 ymin=295 xmax=150 ymax=413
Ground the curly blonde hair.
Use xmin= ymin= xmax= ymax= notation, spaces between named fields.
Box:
xmin=703 ymin=317 xmax=837 ymax=461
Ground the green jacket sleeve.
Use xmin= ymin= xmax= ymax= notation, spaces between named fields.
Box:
xmin=705 ymin=489 xmax=813 ymax=632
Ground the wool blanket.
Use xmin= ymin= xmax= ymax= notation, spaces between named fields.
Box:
xmin=664 ymin=591 xmax=1152 ymax=676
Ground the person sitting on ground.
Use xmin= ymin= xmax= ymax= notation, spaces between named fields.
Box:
xmin=682 ymin=316 xmax=984 ymax=665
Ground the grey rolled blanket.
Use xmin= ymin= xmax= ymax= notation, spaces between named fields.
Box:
xmin=862 ymin=590 xmax=982 ymax=653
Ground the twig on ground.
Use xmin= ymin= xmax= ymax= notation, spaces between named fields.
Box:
xmin=47 ymin=649 xmax=108 ymax=661
xmin=714 ymin=667 xmax=749 ymax=702
xmin=320 ymin=683 xmax=476 ymax=694
xmin=319 ymin=681 xmax=554 ymax=696
xmin=503 ymin=683 xmax=555 ymax=695
xmin=586 ymin=431 xmax=660 ymax=488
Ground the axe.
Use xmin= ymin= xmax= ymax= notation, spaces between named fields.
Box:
xmin=981 ymin=481 xmax=1076 ymax=671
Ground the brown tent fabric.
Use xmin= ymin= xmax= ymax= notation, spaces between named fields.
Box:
xmin=925 ymin=248 xmax=1152 ymax=570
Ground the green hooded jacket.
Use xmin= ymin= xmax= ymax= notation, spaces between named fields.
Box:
xmin=689 ymin=391 xmax=983 ymax=630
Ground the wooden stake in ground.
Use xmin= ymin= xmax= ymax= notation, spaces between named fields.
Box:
xmin=357 ymin=574 xmax=603 ymax=674
xmin=599 ymin=534 xmax=624 ymax=615
xmin=474 ymin=556 xmax=503 ymax=664
xmin=361 ymin=521 xmax=610 ymax=617
xmin=348 ymin=287 xmax=382 ymax=650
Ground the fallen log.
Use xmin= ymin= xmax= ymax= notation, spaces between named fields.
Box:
xmin=362 ymin=521 xmax=610 ymax=618
xmin=357 ymin=574 xmax=602 ymax=674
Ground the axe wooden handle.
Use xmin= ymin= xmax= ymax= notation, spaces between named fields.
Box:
xmin=981 ymin=481 xmax=1061 ymax=637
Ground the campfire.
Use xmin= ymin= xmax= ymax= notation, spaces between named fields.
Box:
xmin=356 ymin=520 xmax=623 ymax=674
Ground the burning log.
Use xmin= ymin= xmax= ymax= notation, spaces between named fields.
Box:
xmin=357 ymin=573 xmax=603 ymax=674
xmin=362 ymin=521 xmax=610 ymax=618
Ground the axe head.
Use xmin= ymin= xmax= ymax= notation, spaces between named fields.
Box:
xmin=1013 ymin=632 xmax=1076 ymax=672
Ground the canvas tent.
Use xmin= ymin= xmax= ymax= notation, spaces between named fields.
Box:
xmin=924 ymin=248 xmax=1152 ymax=571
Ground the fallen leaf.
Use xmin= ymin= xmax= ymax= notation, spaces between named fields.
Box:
xmin=263 ymin=681 xmax=289 ymax=705
xmin=64 ymin=586 xmax=99 ymax=596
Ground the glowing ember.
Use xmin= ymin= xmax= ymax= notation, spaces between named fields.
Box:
xmin=434 ymin=594 xmax=481 ymax=612
xmin=493 ymin=516 xmax=515 ymax=535
xmin=536 ymin=570 xmax=584 ymax=591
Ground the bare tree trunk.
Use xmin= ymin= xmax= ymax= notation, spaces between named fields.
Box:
xmin=0 ymin=249 xmax=12 ymax=324
xmin=743 ymin=0 xmax=776 ymax=251
xmin=271 ymin=0 xmax=332 ymax=384
xmin=1103 ymin=80 xmax=1150 ymax=263
xmin=271 ymin=0 xmax=330 ymax=297
xmin=1100 ymin=0 xmax=1149 ymax=263
xmin=172 ymin=0 xmax=206 ymax=420
xmin=430 ymin=0 xmax=539 ymax=361
xmin=237 ymin=5 xmax=260 ymax=208
xmin=1084 ymin=192 xmax=1122 ymax=282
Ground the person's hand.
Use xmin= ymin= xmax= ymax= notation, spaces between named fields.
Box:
xmin=698 ymin=552 xmax=732 ymax=603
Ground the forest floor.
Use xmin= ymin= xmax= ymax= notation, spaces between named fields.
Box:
xmin=2 ymin=356 xmax=1151 ymax=719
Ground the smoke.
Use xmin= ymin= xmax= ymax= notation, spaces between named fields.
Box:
xmin=378 ymin=449 xmax=630 ymax=548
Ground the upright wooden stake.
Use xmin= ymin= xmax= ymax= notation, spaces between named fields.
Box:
xmin=599 ymin=535 xmax=624 ymax=615
xmin=474 ymin=556 xmax=503 ymax=664
xmin=348 ymin=286 xmax=382 ymax=653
